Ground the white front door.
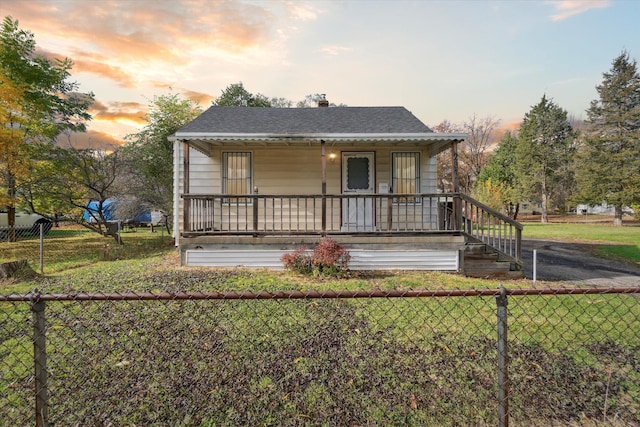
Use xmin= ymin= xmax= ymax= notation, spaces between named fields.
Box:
xmin=342 ymin=152 xmax=375 ymax=231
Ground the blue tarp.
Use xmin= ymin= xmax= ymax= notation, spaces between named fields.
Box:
xmin=83 ymin=199 xmax=118 ymax=222
xmin=83 ymin=199 xmax=156 ymax=224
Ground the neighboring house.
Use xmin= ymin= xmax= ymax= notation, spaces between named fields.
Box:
xmin=170 ymin=101 xmax=523 ymax=277
xmin=576 ymin=203 xmax=634 ymax=216
xmin=519 ymin=201 xmax=543 ymax=216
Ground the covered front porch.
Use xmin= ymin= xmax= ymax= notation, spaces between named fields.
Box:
xmin=179 ymin=192 xmax=523 ymax=275
xmin=171 ymin=105 xmax=522 ymax=276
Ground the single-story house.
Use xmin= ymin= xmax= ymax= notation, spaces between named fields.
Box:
xmin=170 ymin=100 xmax=523 ymax=278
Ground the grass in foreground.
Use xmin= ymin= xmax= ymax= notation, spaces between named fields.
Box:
xmin=0 ymin=253 xmax=638 ymax=426
xmin=1 ymin=224 xmax=639 ymax=425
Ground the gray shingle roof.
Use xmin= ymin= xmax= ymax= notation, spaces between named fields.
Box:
xmin=176 ymin=106 xmax=433 ymax=135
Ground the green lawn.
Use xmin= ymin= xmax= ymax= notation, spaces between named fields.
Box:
xmin=0 ymin=224 xmax=174 ymax=274
xmin=1 ymin=251 xmax=638 ymax=425
xmin=523 ymin=222 xmax=640 ymax=263
xmin=1 ymin=225 xmax=639 ymax=425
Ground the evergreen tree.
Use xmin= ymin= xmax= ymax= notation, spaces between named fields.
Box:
xmin=575 ymin=51 xmax=640 ymax=226
xmin=515 ymin=96 xmax=576 ymax=222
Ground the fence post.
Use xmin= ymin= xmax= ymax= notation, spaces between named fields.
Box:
xmin=31 ymin=291 xmax=49 ymax=427
xmin=496 ymin=285 xmax=509 ymax=427
xmin=39 ymin=223 xmax=44 ymax=274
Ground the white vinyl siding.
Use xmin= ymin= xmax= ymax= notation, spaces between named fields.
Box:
xmin=174 ymin=144 xmax=217 ymax=242
xmin=185 ymin=248 xmax=459 ymax=270
xmin=423 ymin=155 xmax=437 ymax=193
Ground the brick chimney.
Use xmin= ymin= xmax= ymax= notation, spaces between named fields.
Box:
xmin=318 ymin=94 xmax=329 ymax=107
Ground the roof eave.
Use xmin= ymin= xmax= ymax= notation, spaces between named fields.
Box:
xmin=169 ymin=132 xmax=467 ymax=143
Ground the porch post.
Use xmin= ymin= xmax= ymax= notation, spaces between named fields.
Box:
xmin=183 ymin=141 xmax=190 ymax=233
xmin=173 ymin=140 xmax=181 ymax=241
xmin=387 ymin=189 xmax=393 ymax=231
xmin=451 ymin=141 xmax=462 ymax=230
xmin=321 ymin=139 xmax=327 ymax=232
xmin=450 ymin=140 xmax=460 ymax=193
xmin=253 ymin=187 xmax=259 ymax=232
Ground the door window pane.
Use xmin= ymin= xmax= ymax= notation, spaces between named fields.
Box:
xmin=347 ymin=157 xmax=370 ymax=190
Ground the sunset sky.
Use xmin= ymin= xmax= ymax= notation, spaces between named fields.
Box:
xmin=1 ymin=0 xmax=638 ymax=147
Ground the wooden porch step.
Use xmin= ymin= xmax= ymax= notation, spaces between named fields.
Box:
xmin=464 ymin=242 xmax=491 ymax=254
xmin=463 ymin=242 xmax=523 ymax=279
xmin=464 ymin=251 xmax=499 ymax=261
xmin=464 ymin=260 xmax=511 ymax=272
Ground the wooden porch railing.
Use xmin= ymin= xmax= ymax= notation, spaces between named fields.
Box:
xmin=182 ymin=193 xmax=458 ymax=234
xmin=181 ymin=193 xmax=522 ymax=264
xmin=459 ymin=193 xmax=523 ymax=265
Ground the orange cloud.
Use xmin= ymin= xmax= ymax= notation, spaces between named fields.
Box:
xmin=493 ymin=121 xmax=521 ymax=141
xmin=3 ymin=0 xmax=277 ymax=63
xmin=3 ymin=0 xmax=319 ymax=99
xmin=148 ymin=82 xmax=214 ymax=105
xmin=503 ymin=121 xmax=521 ymax=131
xmin=90 ymin=100 xmax=147 ymax=124
xmin=72 ymin=56 xmax=137 ymax=88
xmin=34 ymin=47 xmax=136 ymax=87
xmin=182 ymin=90 xmax=215 ymax=105
xmin=56 ymin=130 xmax=124 ymax=150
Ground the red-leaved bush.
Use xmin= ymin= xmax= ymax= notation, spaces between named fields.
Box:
xmin=281 ymin=246 xmax=313 ymax=275
xmin=312 ymin=238 xmax=350 ymax=273
xmin=282 ymin=239 xmax=350 ymax=276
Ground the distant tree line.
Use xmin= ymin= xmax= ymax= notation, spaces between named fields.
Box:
xmin=436 ymin=51 xmax=640 ymax=226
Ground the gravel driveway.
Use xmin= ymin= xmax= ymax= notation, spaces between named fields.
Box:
xmin=521 ymin=239 xmax=640 ymax=287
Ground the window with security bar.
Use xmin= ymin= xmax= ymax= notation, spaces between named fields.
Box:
xmin=391 ymin=152 xmax=420 ymax=203
xmin=222 ymin=152 xmax=252 ymax=203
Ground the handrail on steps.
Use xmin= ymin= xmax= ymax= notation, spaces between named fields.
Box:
xmin=458 ymin=193 xmax=523 ymax=265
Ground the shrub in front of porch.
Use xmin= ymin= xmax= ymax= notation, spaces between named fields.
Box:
xmin=312 ymin=238 xmax=351 ymax=276
xmin=281 ymin=247 xmax=313 ymax=275
xmin=282 ymin=239 xmax=350 ymax=277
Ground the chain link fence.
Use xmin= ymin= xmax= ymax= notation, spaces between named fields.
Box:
xmin=1 ymin=286 xmax=638 ymax=426
xmin=0 ymin=222 xmax=172 ymax=274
